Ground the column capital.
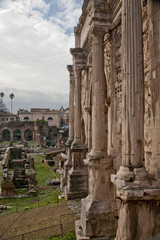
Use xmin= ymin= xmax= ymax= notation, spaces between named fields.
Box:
xmin=90 ymin=25 xmax=108 ymax=44
xmin=67 ymin=65 xmax=74 ymax=81
xmin=70 ymin=48 xmax=86 ymax=72
xmin=70 ymin=47 xmax=84 ymax=58
xmin=67 ymin=65 xmax=73 ymax=73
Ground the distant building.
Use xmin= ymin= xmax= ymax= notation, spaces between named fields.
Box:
xmin=59 ymin=107 xmax=69 ymax=127
xmin=0 ymin=112 xmax=17 ymax=125
xmin=18 ymin=107 xmax=69 ymax=128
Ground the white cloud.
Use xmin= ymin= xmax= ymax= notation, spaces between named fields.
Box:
xmin=0 ymin=0 xmax=83 ymax=113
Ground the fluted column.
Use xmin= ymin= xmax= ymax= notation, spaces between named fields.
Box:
xmin=74 ymin=69 xmax=81 ymax=142
xmin=122 ymin=0 xmax=144 ymax=167
xmin=80 ymin=27 xmax=117 ymax=238
xmin=67 ymin=65 xmax=75 ymax=143
xmin=111 ymin=1 xmax=160 ymax=239
xmin=65 ymin=48 xmax=88 ymax=199
xmin=91 ymin=28 xmax=107 ymax=154
xmin=70 ymin=48 xmax=86 ymax=145
xmin=63 ymin=65 xmax=75 ymax=192
xmin=111 ymin=0 xmax=145 ymax=191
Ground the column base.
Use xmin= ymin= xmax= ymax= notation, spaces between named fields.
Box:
xmin=114 ymin=200 xmax=160 ymax=240
xmin=65 ymin=167 xmax=88 ymax=200
xmin=78 ymin=197 xmax=117 ymax=238
xmin=64 ymin=160 xmax=72 ymax=179
xmin=62 ymin=160 xmax=72 ymax=190
xmin=75 ymin=220 xmax=115 ymax=240
xmin=77 ymin=152 xmax=117 ymax=238
xmin=66 ymin=191 xmax=88 ymax=200
xmin=65 ymin=143 xmax=88 ymax=200
xmin=111 ymin=165 xmax=160 ymax=200
xmin=111 ymin=165 xmax=160 ymax=239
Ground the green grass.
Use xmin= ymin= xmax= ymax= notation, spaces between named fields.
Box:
xmin=44 ymin=231 xmax=76 ymax=240
xmin=0 ymin=140 xmax=36 ymax=148
xmin=27 ymin=141 xmax=36 ymax=147
xmin=0 ymin=141 xmax=10 ymax=147
xmin=0 ymin=190 xmax=60 ymax=214
xmin=34 ymin=154 xmax=57 ymax=186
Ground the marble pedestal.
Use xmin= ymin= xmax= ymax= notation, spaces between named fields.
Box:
xmin=111 ymin=166 xmax=160 ymax=240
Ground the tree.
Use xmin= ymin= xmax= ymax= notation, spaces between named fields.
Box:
xmin=0 ymin=92 xmax=8 ymax=112
xmin=0 ymin=92 xmax=4 ymax=98
xmin=10 ymin=93 xmax=15 ymax=114
xmin=0 ymin=99 xmax=8 ymax=112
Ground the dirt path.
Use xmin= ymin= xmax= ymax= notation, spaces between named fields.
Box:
xmin=0 ymin=201 xmax=77 ymax=240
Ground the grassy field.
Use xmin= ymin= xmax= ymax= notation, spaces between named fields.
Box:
xmin=45 ymin=231 xmax=76 ymax=240
xmin=0 ymin=141 xmax=37 ymax=148
xmin=0 ymin=201 xmax=78 ymax=240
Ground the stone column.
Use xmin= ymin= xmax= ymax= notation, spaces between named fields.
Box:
xmin=74 ymin=68 xmax=82 ymax=143
xmin=66 ymin=48 xmax=88 ymax=200
xmin=68 ymin=65 xmax=75 ymax=144
xmin=78 ymin=28 xmax=117 ymax=239
xmin=111 ymin=1 xmax=160 ymax=239
xmin=63 ymin=65 xmax=75 ymax=192
xmin=122 ymin=0 xmax=144 ymax=167
xmin=91 ymin=29 xmax=107 ymax=154
xmin=113 ymin=0 xmax=146 ymax=180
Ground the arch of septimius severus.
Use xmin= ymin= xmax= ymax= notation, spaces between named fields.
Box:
xmin=62 ymin=0 xmax=160 ymax=239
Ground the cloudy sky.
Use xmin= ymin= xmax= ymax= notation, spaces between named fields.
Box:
xmin=0 ymin=0 xmax=83 ymax=113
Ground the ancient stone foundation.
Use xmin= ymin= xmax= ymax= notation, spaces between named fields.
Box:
xmin=80 ymin=156 xmax=117 ymax=238
xmin=66 ymin=148 xmax=88 ymax=199
xmin=1 ymin=180 xmax=16 ymax=197
xmin=112 ymin=165 xmax=160 ymax=240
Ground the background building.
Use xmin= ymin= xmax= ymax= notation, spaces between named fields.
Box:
xmin=0 ymin=112 xmax=17 ymax=125
xmin=18 ymin=107 xmax=69 ymax=128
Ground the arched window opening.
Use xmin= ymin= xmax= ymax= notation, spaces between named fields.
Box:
xmin=24 ymin=116 xmax=30 ymax=121
xmin=48 ymin=117 xmax=53 ymax=121
xmin=2 ymin=129 xmax=10 ymax=141
xmin=24 ymin=129 xmax=33 ymax=141
xmin=13 ymin=129 xmax=21 ymax=141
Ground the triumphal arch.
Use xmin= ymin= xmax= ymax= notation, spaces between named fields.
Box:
xmin=63 ymin=0 xmax=160 ymax=239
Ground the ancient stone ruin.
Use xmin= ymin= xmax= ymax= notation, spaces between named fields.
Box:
xmin=62 ymin=0 xmax=160 ymax=239
xmin=1 ymin=147 xmax=37 ymax=197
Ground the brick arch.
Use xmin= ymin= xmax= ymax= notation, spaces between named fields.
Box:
xmin=0 ymin=122 xmax=36 ymax=142
xmin=13 ymin=129 xmax=22 ymax=141
xmin=1 ymin=128 xmax=11 ymax=141
xmin=24 ymin=128 xmax=33 ymax=141
xmin=23 ymin=125 xmax=35 ymax=141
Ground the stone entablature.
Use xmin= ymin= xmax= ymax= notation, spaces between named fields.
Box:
xmin=64 ymin=0 xmax=160 ymax=240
